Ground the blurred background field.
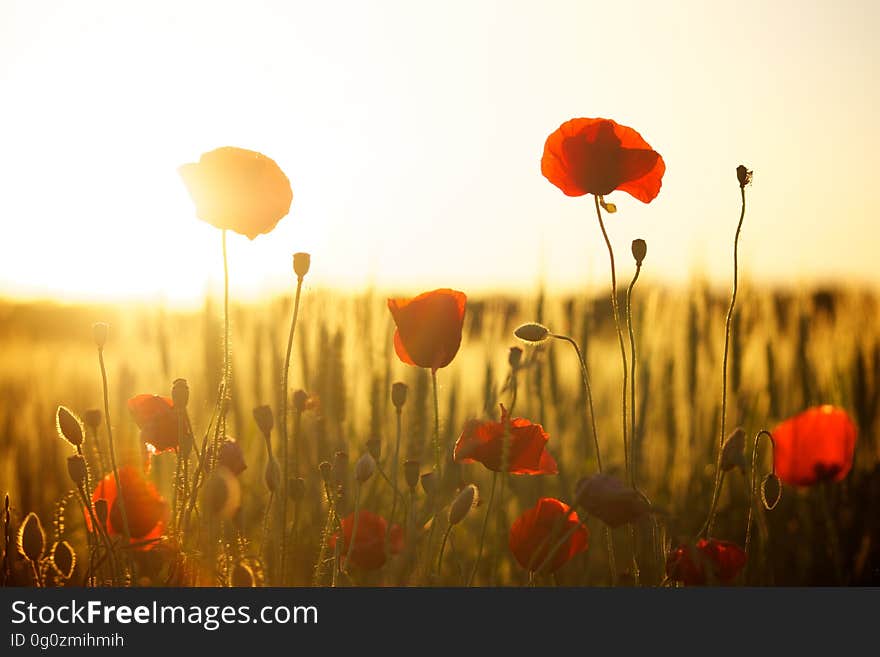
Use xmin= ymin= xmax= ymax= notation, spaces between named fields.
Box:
xmin=2 ymin=281 xmax=879 ymax=585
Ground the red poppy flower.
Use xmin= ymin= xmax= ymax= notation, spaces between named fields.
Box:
xmin=453 ymin=405 xmax=558 ymax=475
xmin=178 ymin=146 xmax=293 ymax=239
xmin=666 ymin=538 xmax=747 ymax=586
xmin=541 ymin=118 xmax=665 ymax=202
xmin=387 ymin=289 xmax=467 ymax=372
xmin=509 ymin=498 xmax=589 ymax=573
xmin=128 ymin=394 xmax=179 ymax=454
xmin=771 ymin=405 xmax=857 ymax=486
xmin=329 ymin=510 xmax=403 ymax=571
xmin=91 ymin=466 xmax=168 ymax=544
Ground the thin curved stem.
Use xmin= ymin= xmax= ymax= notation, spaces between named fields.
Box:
xmin=98 ymin=346 xmax=130 ymax=544
xmin=720 ymin=187 xmax=747 ymax=446
xmin=436 ymin=525 xmax=453 ymax=576
xmin=551 ymin=334 xmax=602 ymax=472
xmin=626 ymin=265 xmax=641 ymax=487
xmin=344 ymin=485 xmax=362 ymax=576
xmin=594 ymin=194 xmax=629 ymax=478
xmin=468 ymin=471 xmax=497 ymax=586
xmin=745 ymin=430 xmax=774 ymax=555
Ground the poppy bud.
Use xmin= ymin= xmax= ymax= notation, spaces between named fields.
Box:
xmin=631 ymin=239 xmax=647 ymax=266
xmin=94 ymin=499 xmax=109 ymax=527
xmin=289 ymin=477 xmax=306 ymax=501
xmin=292 ymin=389 xmax=309 ymax=413
xmin=355 ymin=453 xmax=376 ymax=484
xmin=574 ymin=473 xmax=650 ymax=528
xmin=404 ymin=460 xmax=420 ymax=490
xmin=179 ymin=429 xmax=194 ymax=460
xmin=83 ymin=409 xmax=102 ymax=431
xmin=391 ymin=382 xmax=408 ymax=410
xmin=420 ymin=470 xmax=437 ymax=498
xmin=761 ymin=473 xmax=782 ymax=510
xmin=51 ymin=541 xmax=76 ymax=580
xmin=366 ymin=437 xmax=381 ymax=461
xmin=736 ymin=165 xmax=753 ymax=189
xmin=172 ymin=378 xmax=189 ymax=409
xmin=92 ymin=322 xmax=109 ymax=349
xmin=514 ymin=323 xmax=550 ymax=344
xmin=18 ymin=512 xmax=45 ymax=563
xmin=56 ymin=406 xmax=84 ymax=448
xmin=508 ymin=346 xmax=523 ymax=369
xmin=253 ymin=405 xmax=274 ymax=437
xmin=720 ymin=427 xmax=747 ymax=472
xmin=231 ymin=562 xmax=256 ymax=587
xmin=448 ymin=484 xmax=478 ymax=526
xmin=293 ymin=252 xmax=311 ymax=279
xmin=265 ymin=457 xmax=282 ymax=493
xmin=318 ymin=461 xmax=333 ymax=484
xmin=203 ymin=466 xmax=241 ymax=519
xmin=218 ymin=438 xmax=247 ymax=476
xmin=67 ymin=454 xmax=88 ymax=487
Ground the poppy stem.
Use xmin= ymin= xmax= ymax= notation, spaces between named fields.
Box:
xmin=386 ymin=406 xmax=403 ymax=558
xmin=97 ymin=345 xmax=131 ymax=547
xmin=468 ymin=471 xmax=497 ymax=586
xmin=744 ymin=430 xmax=774 ymax=559
xmin=220 ymin=229 xmax=230 ymax=442
xmin=436 ymin=525 xmax=453 ymax=577
xmin=720 ymin=186 xmax=747 ymax=448
xmin=593 ymin=195 xmax=629 ymax=480
xmin=626 ymin=265 xmax=641 ymax=487
xmin=431 ymin=369 xmax=441 ymax=480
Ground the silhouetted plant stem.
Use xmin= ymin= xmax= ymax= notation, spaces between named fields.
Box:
xmin=550 ymin=333 xmax=601 ymax=471
xmin=97 ymin=345 xmax=130 ymax=546
xmin=345 ymin=484 xmax=363 ymax=576
xmin=431 ymin=370 xmax=441 ymax=479
xmin=387 ymin=405 xmax=403 ymax=555
xmin=220 ymin=229 xmax=230 ymax=442
xmin=469 ymin=471 xmax=496 ymax=586
xmin=436 ymin=525 xmax=453 ymax=576
xmin=593 ymin=194 xmax=629 ymax=480
xmin=626 ymin=265 xmax=641 ymax=486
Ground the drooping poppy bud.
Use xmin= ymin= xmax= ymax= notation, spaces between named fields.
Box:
xmin=508 ymin=346 xmax=523 ymax=369
xmin=292 ymin=389 xmax=309 ymax=413
xmin=366 ymin=438 xmax=381 ymax=462
xmin=253 ymin=405 xmax=274 ymax=438
xmin=83 ymin=409 xmax=102 ymax=431
xmin=448 ymin=484 xmax=479 ymax=526
xmin=218 ymin=439 xmax=247 ymax=476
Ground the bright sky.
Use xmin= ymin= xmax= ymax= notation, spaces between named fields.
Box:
xmin=0 ymin=0 xmax=877 ymax=304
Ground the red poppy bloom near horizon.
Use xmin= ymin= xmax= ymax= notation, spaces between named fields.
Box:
xmin=91 ymin=466 xmax=168 ymax=545
xmin=541 ymin=117 xmax=665 ymax=202
xmin=509 ymin=498 xmax=589 ymax=573
xmin=666 ymin=538 xmax=747 ymax=586
xmin=771 ymin=405 xmax=857 ymax=486
xmin=453 ymin=404 xmax=558 ymax=475
xmin=127 ymin=394 xmax=180 ymax=454
xmin=178 ymin=146 xmax=293 ymax=240
xmin=329 ymin=510 xmax=404 ymax=571
xmin=387 ymin=288 xmax=467 ymax=372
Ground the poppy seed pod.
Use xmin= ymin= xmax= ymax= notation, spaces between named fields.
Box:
xmin=721 ymin=427 xmax=747 ymax=472
xmin=253 ymin=405 xmax=274 ymax=437
xmin=51 ymin=541 xmax=76 ymax=580
xmin=56 ymin=406 xmax=84 ymax=448
xmin=292 ymin=389 xmax=309 ymax=413
xmin=391 ymin=382 xmax=408 ymax=410
xmin=514 ymin=323 xmax=550 ymax=344
xmin=736 ymin=165 xmax=753 ymax=189
xmin=92 ymin=322 xmax=109 ymax=349
xmin=18 ymin=512 xmax=45 ymax=563
xmin=631 ymin=239 xmax=647 ymax=266
xmin=67 ymin=454 xmax=88 ymax=487
xmin=83 ymin=409 xmax=102 ymax=431
xmin=318 ymin=461 xmax=333 ymax=484
xmin=218 ymin=439 xmax=247 ymax=476
xmin=448 ymin=484 xmax=479 ymax=526
xmin=265 ymin=457 xmax=282 ymax=493
xmin=171 ymin=378 xmax=189 ymax=410
xmin=404 ymin=460 xmax=420 ymax=490
xmin=574 ymin=473 xmax=650 ymax=528
xmin=231 ymin=562 xmax=256 ymax=587
xmin=508 ymin=346 xmax=523 ymax=369
xmin=293 ymin=252 xmax=311 ymax=279
xmin=355 ymin=453 xmax=376 ymax=484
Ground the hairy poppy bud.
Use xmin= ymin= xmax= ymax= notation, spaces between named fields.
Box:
xmin=736 ymin=165 xmax=753 ymax=189
xmin=253 ymin=405 xmax=274 ymax=437
xmin=92 ymin=322 xmax=109 ymax=349
xmin=18 ymin=512 xmax=45 ymax=563
xmin=203 ymin=466 xmax=241 ymax=519
xmin=574 ymin=473 xmax=650 ymax=528
xmin=292 ymin=389 xmax=309 ymax=413
xmin=318 ymin=461 xmax=333 ymax=484
xmin=391 ymin=382 xmax=408 ymax=410
xmin=265 ymin=457 xmax=282 ymax=493
xmin=56 ymin=406 xmax=84 ymax=448
xmin=721 ymin=427 xmax=746 ymax=472
xmin=404 ymin=460 xmax=420 ymax=490
xmin=420 ymin=470 xmax=437 ymax=498
xmin=83 ymin=409 xmax=102 ymax=431
xmin=67 ymin=454 xmax=88 ymax=487
xmin=355 ymin=453 xmax=376 ymax=484
xmin=231 ymin=562 xmax=256 ymax=587
xmin=508 ymin=346 xmax=523 ymax=369
xmin=94 ymin=499 xmax=109 ymax=527
xmin=761 ymin=473 xmax=781 ymax=510
xmin=289 ymin=477 xmax=306 ymax=501
xmin=171 ymin=378 xmax=189 ymax=409
xmin=366 ymin=437 xmax=381 ymax=461
xmin=514 ymin=323 xmax=550 ymax=344
xmin=51 ymin=541 xmax=76 ymax=580
xmin=218 ymin=438 xmax=247 ymax=476
xmin=448 ymin=484 xmax=478 ymax=526
xmin=293 ymin=252 xmax=311 ymax=279
xmin=631 ymin=239 xmax=647 ymax=266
